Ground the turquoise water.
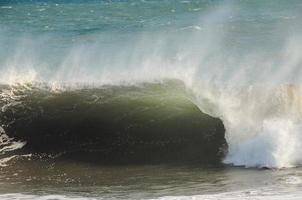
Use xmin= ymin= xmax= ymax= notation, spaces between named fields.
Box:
xmin=1 ymin=0 xmax=301 ymax=83
xmin=1 ymin=0 xmax=302 ymax=199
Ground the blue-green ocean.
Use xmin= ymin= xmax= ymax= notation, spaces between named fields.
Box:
xmin=1 ymin=0 xmax=302 ymax=199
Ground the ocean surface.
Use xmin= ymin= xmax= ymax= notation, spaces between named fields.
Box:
xmin=1 ymin=0 xmax=302 ymax=199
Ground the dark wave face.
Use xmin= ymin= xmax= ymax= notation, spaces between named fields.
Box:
xmin=0 ymin=80 xmax=226 ymax=165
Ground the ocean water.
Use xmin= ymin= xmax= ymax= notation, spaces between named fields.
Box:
xmin=1 ymin=0 xmax=302 ymax=199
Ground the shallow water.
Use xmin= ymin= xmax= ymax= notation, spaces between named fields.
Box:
xmin=1 ymin=160 xmax=302 ymax=199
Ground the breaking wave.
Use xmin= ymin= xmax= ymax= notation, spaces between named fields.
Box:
xmin=1 ymin=1 xmax=302 ymax=168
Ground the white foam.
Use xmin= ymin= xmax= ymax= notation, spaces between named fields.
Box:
xmin=0 ymin=131 xmax=26 ymax=167
xmin=0 ymin=85 xmax=30 ymax=167
xmin=0 ymin=194 xmax=97 ymax=200
xmin=284 ymin=176 xmax=302 ymax=185
xmin=0 ymin=189 xmax=301 ymax=200
xmin=152 ymin=191 xmax=302 ymax=200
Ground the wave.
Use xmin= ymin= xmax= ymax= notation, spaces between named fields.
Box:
xmin=1 ymin=0 xmax=302 ymax=169
xmin=4 ymin=78 xmax=302 ymax=169
xmin=0 ymin=80 xmax=226 ymax=165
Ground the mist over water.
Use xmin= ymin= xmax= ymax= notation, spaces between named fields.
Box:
xmin=1 ymin=0 xmax=302 ymax=169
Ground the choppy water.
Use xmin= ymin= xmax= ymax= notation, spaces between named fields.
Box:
xmin=1 ymin=0 xmax=302 ymax=199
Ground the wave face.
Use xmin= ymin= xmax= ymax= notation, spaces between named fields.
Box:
xmin=1 ymin=0 xmax=302 ymax=168
xmin=0 ymin=80 xmax=226 ymax=164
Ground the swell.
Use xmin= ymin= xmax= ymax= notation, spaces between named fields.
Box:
xmin=0 ymin=80 xmax=226 ymax=165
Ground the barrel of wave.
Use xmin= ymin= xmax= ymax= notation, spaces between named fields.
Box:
xmin=0 ymin=79 xmax=227 ymax=165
